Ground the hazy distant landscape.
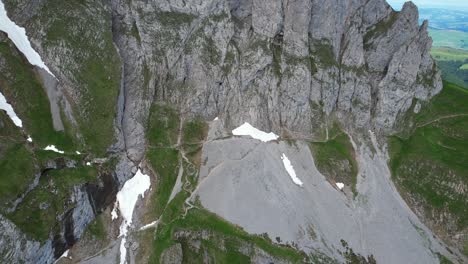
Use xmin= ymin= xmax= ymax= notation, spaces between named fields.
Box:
xmin=417 ymin=8 xmax=468 ymax=88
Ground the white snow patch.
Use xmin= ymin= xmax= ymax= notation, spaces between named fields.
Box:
xmin=115 ymin=169 xmax=151 ymax=264
xmin=0 ymin=90 xmax=22 ymax=127
xmin=213 ymin=117 xmax=219 ymax=121
xmin=0 ymin=1 xmax=54 ymax=76
xmin=111 ymin=201 xmax=118 ymax=220
xmin=139 ymin=220 xmax=158 ymax=231
xmin=44 ymin=145 xmax=64 ymax=154
xmin=281 ymin=153 xmax=303 ymax=186
xmin=26 ymin=136 xmax=32 ymax=142
xmin=336 ymin=182 xmax=345 ymax=190
xmin=232 ymin=122 xmax=279 ymax=142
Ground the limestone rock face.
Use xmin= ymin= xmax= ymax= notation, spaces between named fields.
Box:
xmin=0 ymin=215 xmax=54 ymax=264
xmin=108 ymin=0 xmax=440 ymax=138
xmin=3 ymin=0 xmax=440 ymax=149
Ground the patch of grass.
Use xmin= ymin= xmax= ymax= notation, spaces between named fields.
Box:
xmin=272 ymin=41 xmax=283 ymax=77
xmin=156 ymin=11 xmax=196 ymax=27
xmin=76 ymin=55 xmax=120 ymax=155
xmin=310 ymin=125 xmax=358 ymax=194
xmin=147 ymin=104 xmax=179 ymax=147
xmin=183 ymin=117 xmax=207 ymax=144
xmin=182 ymin=117 xmax=207 ymax=167
xmin=7 ymin=166 xmax=98 ymax=242
xmin=310 ymin=40 xmax=338 ymax=67
xmin=39 ymin=0 xmax=121 ymax=155
xmin=85 ymin=214 xmax=106 ymax=241
xmin=147 ymin=148 xmax=179 ymax=218
xmin=222 ymin=48 xmax=236 ymax=75
xmin=151 ymin=208 xmax=307 ymax=264
xmin=146 ymin=104 xmax=180 ymax=218
xmin=0 ymin=111 xmax=37 ymax=205
xmin=181 ymin=237 xmax=251 ymax=264
xmin=0 ymin=143 xmax=36 ymax=204
xmin=438 ymin=254 xmax=454 ymax=264
xmin=202 ymin=37 xmax=222 ymax=65
xmin=388 ymin=82 xmax=468 ymax=231
xmin=414 ymin=82 xmax=468 ymax=124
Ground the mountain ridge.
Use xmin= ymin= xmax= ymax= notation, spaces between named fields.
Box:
xmin=0 ymin=0 xmax=465 ymax=263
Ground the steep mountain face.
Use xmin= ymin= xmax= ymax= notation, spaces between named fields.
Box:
xmin=0 ymin=0 xmax=465 ymax=263
xmin=111 ymin=0 xmax=441 ymax=142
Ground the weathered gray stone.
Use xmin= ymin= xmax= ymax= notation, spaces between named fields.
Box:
xmin=71 ymin=186 xmax=95 ymax=240
xmin=160 ymin=243 xmax=183 ymax=264
xmin=0 ymin=214 xmax=54 ymax=264
xmin=252 ymin=0 xmax=282 ymax=38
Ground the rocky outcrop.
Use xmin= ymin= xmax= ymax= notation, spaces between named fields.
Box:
xmin=160 ymin=243 xmax=183 ymax=264
xmin=0 ymin=168 xmax=119 ymax=263
xmin=0 ymin=214 xmax=54 ymax=264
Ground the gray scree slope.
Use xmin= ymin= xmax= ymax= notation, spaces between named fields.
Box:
xmin=195 ymin=120 xmax=455 ymax=263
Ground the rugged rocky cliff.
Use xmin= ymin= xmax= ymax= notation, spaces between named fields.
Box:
xmin=111 ymin=0 xmax=441 ymax=144
xmin=0 ymin=0 xmax=466 ymax=263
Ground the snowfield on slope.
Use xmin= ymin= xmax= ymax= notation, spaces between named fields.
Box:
xmin=0 ymin=90 xmax=22 ymax=127
xmin=232 ymin=122 xmax=279 ymax=142
xmin=111 ymin=169 xmax=151 ymax=264
xmin=281 ymin=153 xmax=303 ymax=186
xmin=0 ymin=0 xmax=54 ymax=76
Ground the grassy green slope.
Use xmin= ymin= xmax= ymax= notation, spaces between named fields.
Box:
xmin=0 ymin=41 xmax=76 ymax=150
xmin=151 ymin=206 xmax=307 ymax=264
xmin=0 ymin=31 xmax=114 ymax=241
xmin=0 ymin=111 xmax=36 ymax=206
xmin=389 ymin=82 xmax=468 ymax=253
xmin=8 ymin=166 xmax=99 ymax=241
xmin=431 ymin=47 xmax=468 ymax=89
xmin=146 ymin=104 xmax=181 ymax=219
xmin=38 ymin=0 xmax=120 ymax=155
xmin=309 ymin=125 xmax=358 ymax=195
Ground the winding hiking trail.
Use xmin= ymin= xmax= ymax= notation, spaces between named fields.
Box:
xmin=138 ymin=115 xmax=201 ymax=232
xmin=416 ymin=113 xmax=468 ymax=128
